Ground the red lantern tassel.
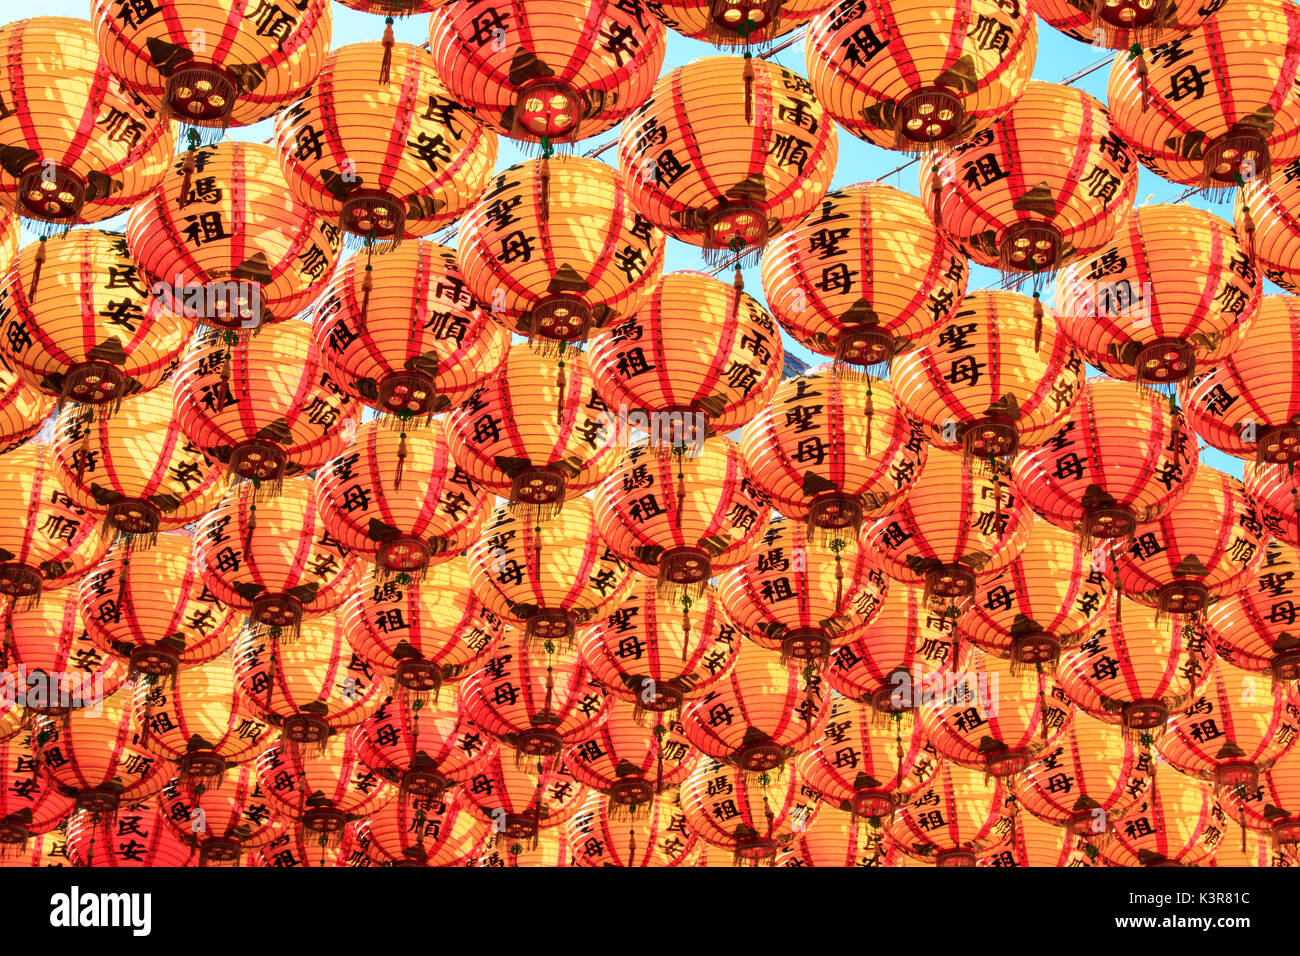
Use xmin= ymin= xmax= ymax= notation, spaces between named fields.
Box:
xmin=395 ymin=431 xmax=407 ymax=491
xmin=539 ymin=155 xmax=551 ymax=223
xmin=1242 ymin=203 xmax=1257 ymax=261
xmin=863 ymin=378 xmax=874 ymax=447
xmin=379 ymin=17 xmax=395 ymax=85
xmin=930 ymin=166 xmax=943 ymax=230
xmin=1132 ymin=46 xmax=1150 ymax=112
xmin=1033 ymin=292 xmax=1044 ymax=352
xmin=178 ymin=148 xmax=196 ymax=209
xmin=743 ymin=53 xmax=755 ymax=126
xmin=555 ymin=345 xmax=567 ymax=427
xmin=244 ymin=503 xmax=256 ymax=554
xmin=27 ymin=238 xmax=46 ymax=303
xmin=359 ymin=263 xmax=373 ymax=328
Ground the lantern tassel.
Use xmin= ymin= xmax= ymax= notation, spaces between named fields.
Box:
xmin=244 ymin=503 xmax=256 ymax=554
xmin=743 ymin=53 xmax=755 ymax=126
xmin=27 ymin=238 xmax=46 ymax=303
xmin=680 ymin=592 xmax=692 ymax=663
xmin=1032 ymin=291 xmax=1044 ymax=352
xmin=395 ymin=431 xmax=407 ymax=491
xmin=1242 ymin=203 xmax=1257 ymax=261
xmin=379 ymin=18 xmax=395 ymax=85
xmin=540 ymin=155 xmax=551 ymax=223
xmin=359 ymin=262 xmax=373 ymax=328
xmin=930 ymin=166 xmax=943 ymax=230
xmin=1130 ymin=46 xmax=1150 ymax=113
xmin=863 ymin=378 xmax=874 ymax=447
xmin=555 ymin=342 xmax=567 ymax=427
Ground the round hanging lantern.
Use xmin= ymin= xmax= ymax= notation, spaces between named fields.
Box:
xmin=1 ymin=588 xmax=129 ymax=718
xmin=0 ymin=830 xmax=68 ymax=867
xmin=1205 ymin=539 xmax=1300 ymax=682
xmin=0 ymin=18 xmax=175 ymax=230
xmin=740 ymin=371 xmax=926 ymax=537
xmin=357 ymin=789 xmax=488 ymax=867
xmin=256 ymin=734 xmax=396 ymax=844
xmin=863 ymin=448 xmax=1033 ymax=605
xmin=232 ymin=611 xmax=384 ymax=752
xmin=826 ymin=581 xmax=963 ymax=715
xmin=79 ymin=533 xmax=237 ymax=682
xmin=194 ymin=477 xmax=366 ymax=638
xmin=1099 ymin=771 xmax=1225 ymax=866
xmin=466 ymin=497 xmax=634 ymax=645
xmin=0 ymin=443 xmax=110 ymax=608
xmin=960 ymin=518 xmax=1111 ymax=666
xmin=887 ymin=760 xmax=1009 ymax=866
xmin=92 ymin=0 xmax=331 ymax=132
xmin=341 ymin=561 xmax=502 ymax=701
xmin=445 ymin=344 xmax=621 ymax=514
xmin=681 ymin=647 xmax=829 ymax=773
xmin=0 ymin=364 xmax=54 ymax=456
xmin=171 ymin=322 xmax=358 ymax=490
xmin=311 ymin=240 xmax=508 ymax=420
xmin=274 ymin=41 xmax=497 ymax=246
xmin=1106 ymin=0 xmax=1300 ymax=195
xmin=457 ymin=157 xmax=667 ymax=345
xmin=567 ymin=787 xmax=697 ymax=867
xmin=804 ymin=0 xmax=1037 ymax=152
xmin=460 ymin=748 xmax=588 ymax=843
xmin=1222 ymin=746 xmax=1300 ymax=854
xmin=1235 ymin=158 xmax=1300 ymax=293
xmin=429 ymin=0 xmax=666 ymax=147
xmin=593 ymin=437 xmax=771 ymax=598
xmin=648 ymin=0 xmax=828 ymax=47
xmin=563 ymin=704 xmax=697 ymax=810
xmin=679 ymin=757 xmax=811 ymax=864
xmin=717 ymin=518 xmax=888 ymax=663
xmin=36 ymin=690 xmax=168 ymax=815
xmin=460 ymin=630 xmax=609 ymax=761
xmin=920 ymin=648 xmax=1072 ymax=778
xmin=1015 ymin=717 xmax=1152 ymax=838
xmin=1157 ymin=660 xmax=1300 ymax=792
xmin=1057 ymin=595 xmax=1215 ymax=736
xmin=52 ymin=389 xmax=226 ymax=548
xmin=1113 ymin=466 xmax=1268 ymax=617
xmin=892 ymin=290 xmax=1086 ymax=459
xmin=1056 ymin=205 xmax=1259 ymax=386
xmin=158 ymin=767 xmax=280 ymax=866
xmin=979 ymin=810 xmax=1097 ymax=867
xmin=1011 ymin=378 xmax=1198 ymax=548
xmin=351 ymin=693 xmax=498 ymax=802
xmin=0 ymin=229 xmax=191 ymax=407
xmin=1029 ymin=0 xmax=1222 ymax=49
xmin=920 ymin=81 xmax=1139 ymax=275
xmin=587 ymin=271 xmax=784 ymax=437
xmin=618 ymin=56 xmax=838 ymax=264
xmin=760 ymin=182 xmax=969 ymax=372
xmin=126 ymin=141 xmax=341 ymax=331
xmin=315 ymin=419 xmax=492 ymax=579
xmin=796 ymin=693 xmax=939 ymax=822
xmin=0 ymin=730 xmax=74 ymax=856
xmin=1184 ymin=296 xmax=1300 ymax=462
xmin=65 ymin=799 xmax=194 ymax=867
xmin=576 ymin=577 xmax=741 ymax=716
xmin=132 ymin=659 xmax=272 ymax=784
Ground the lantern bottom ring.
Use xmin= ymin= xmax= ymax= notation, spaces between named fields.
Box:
xmin=850 ymin=789 xmax=894 ymax=820
xmin=896 ymin=88 xmax=967 ymax=149
xmin=660 ymin=547 xmax=712 ymax=586
xmin=835 ymin=324 xmax=894 ymax=370
xmin=736 ymin=742 xmax=785 ymax=773
xmin=511 ymin=466 xmax=568 ymax=507
xmin=925 ymin=565 xmax=976 ymax=601
xmin=871 ymin=684 xmax=912 ymax=716
xmin=1082 ymin=504 xmax=1136 ymax=543
xmin=129 ymin=644 xmax=180 ymax=679
xmin=1272 ymin=650 xmax=1300 ymax=683
xmin=303 ymin=807 xmax=348 ymax=835
xmin=1202 ymin=128 xmax=1270 ymax=188
xmin=198 ymin=838 xmax=241 ymax=866
xmin=75 ymin=786 xmax=121 ymax=815
xmin=1134 ymin=338 xmax=1195 ymax=385
xmin=282 ymin=713 xmax=331 ymax=746
xmin=1214 ymin=761 xmax=1259 ymax=793
xmin=1068 ymin=807 xmax=1109 ymax=837
xmin=1156 ymin=580 xmax=1209 ymax=617
xmin=63 ymin=360 xmax=125 ymax=406
xmin=513 ymin=79 xmax=583 ymax=141
xmin=524 ymin=294 xmax=592 ymax=343
xmin=733 ymin=835 xmax=777 ymax=863
xmin=631 ymin=678 xmax=682 ymax=714
xmin=378 ymin=536 xmax=431 ymax=576
xmin=1121 ymin=698 xmax=1168 ymax=731
xmin=516 ymin=727 xmax=564 ymax=757
xmin=1271 ymin=818 xmax=1300 ymax=846
xmin=107 ymin=499 xmax=162 ymax=539
xmin=503 ymin=813 xmax=539 ymax=841
xmin=808 ymin=492 xmax=863 ymax=536
xmin=609 ymin=777 xmax=655 ymax=808
xmin=378 ymin=371 xmax=441 ymax=418
xmin=399 ymin=765 xmax=449 ymax=800
xmin=934 ymin=848 xmax=977 ymax=867
xmin=1256 ymin=424 xmax=1300 ymax=464
xmin=1096 ymin=0 xmax=1164 ymax=30
xmin=0 ymin=819 xmax=30 ymax=846
xmin=1012 ymin=632 xmax=1060 ymax=666
xmin=178 ymin=751 xmax=227 ymax=782
xmin=340 ymin=189 xmax=406 ymax=241
xmin=962 ymin=417 xmax=1019 ymax=460
xmin=251 ymin=593 xmax=304 ymax=632
xmin=702 ymin=200 xmax=768 ymax=263
xmin=0 ymin=563 xmax=42 ymax=603
xmin=524 ymin=610 xmax=575 ymax=646
xmin=16 ymin=163 xmax=85 ymax=225
xmin=394 ymin=658 xmax=442 ymax=694
xmin=781 ymin=628 xmax=831 ymax=662
xmin=229 ymin=439 xmax=288 ymax=485
xmin=164 ymin=63 xmax=237 ymax=126
xmin=999 ymin=221 xmax=1063 ymax=275
xmin=708 ymin=0 xmax=780 ymax=37
xmin=984 ymin=747 xmax=1029 ymax=778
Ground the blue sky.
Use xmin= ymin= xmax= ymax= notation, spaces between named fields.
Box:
xmin=27 ymin=1 xmax=1255 ymax=476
